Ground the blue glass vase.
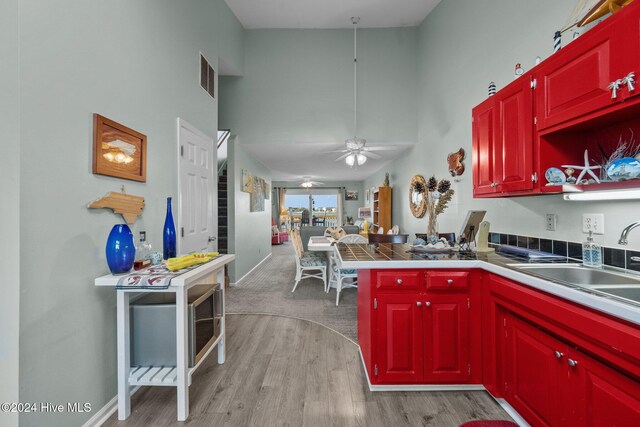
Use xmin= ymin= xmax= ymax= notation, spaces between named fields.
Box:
xmin=105 ymin=224 xmax=135 ymax=274
xmin=163 ymin=197 xmax=177 ymax=260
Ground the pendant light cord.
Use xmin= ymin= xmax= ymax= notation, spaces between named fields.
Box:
xmin=352 ymin=17 xmax=359 ymax=139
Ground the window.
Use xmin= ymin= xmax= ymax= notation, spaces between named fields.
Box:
xmin=284 ymin=189 xmax=341 ymax=228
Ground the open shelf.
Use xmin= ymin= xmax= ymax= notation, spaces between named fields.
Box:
xmin=540 ymin=179 xmax=640 ymax=194
xmin=130 ymin=366 xmax=177 ymax=386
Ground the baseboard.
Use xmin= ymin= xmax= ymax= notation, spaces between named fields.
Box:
xmin=230 ymin=252 xmax=272 ymax=285
xmin=358 ymin=348 xmax=528 ymax=426
xmin=82 ymin=386 xmax=140 ymax=427
xmin=357 ymin=348 xmax=484 ymax=391
xmin=494 ymin=398 xmax=531 ymax=427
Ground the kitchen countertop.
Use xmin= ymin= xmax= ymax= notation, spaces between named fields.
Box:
xmin=336 ymin=243 xmax=640 ymax=327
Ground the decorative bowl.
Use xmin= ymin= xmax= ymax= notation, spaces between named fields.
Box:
xmin=606 ymin=157 xmax=640 ymax=181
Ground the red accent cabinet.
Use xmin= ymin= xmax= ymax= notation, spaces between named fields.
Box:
xmin=358 ymin=269 xmax=481 ymax=385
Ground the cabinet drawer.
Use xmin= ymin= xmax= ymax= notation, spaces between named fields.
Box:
xmin=375 ymin=270 xmax=423 ymax=292
xmin=426 ymin=271 xmax=469 ymax=291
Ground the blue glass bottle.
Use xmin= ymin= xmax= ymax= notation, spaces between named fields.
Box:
xmin=163 ymin=197 xmax=177 ymax=259
xmin=105 ymin=224 xmax=135 ymax=274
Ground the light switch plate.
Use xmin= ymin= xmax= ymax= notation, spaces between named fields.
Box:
xmin=582 ymin=213 xmax=604 ymax=235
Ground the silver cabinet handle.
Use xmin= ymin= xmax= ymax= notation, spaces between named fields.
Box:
xmin=416 ymin=301 xmax=422 ymax=307
xmin=447 ymin=279 xmax=454 ymax=285
xmin=622 ymin=71 xmax=635 ymax=92
xmin=396 ymin=279 xmax=403 ymax=285
xmin=630 ymin=256 xmax=640 ymax=262
xmin=567 ymin=358 xmax=578 ymax=367
xmin=491 ymin=182 xmax=499 ymax=187
xmin=554 ymin=351 xmax=564 ymax=359
xmin=609 ymin=79 xmax=622 ymax=99
xmin=425 ymin=301 xmax=431 ymax=307
xmin=208 ymin=236 xmax=217 ymax=242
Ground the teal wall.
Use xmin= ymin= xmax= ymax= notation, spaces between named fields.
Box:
xmin=366 ymin=0 xmax=640 ymax=248
xmin=220 ymin=27 xmax=418 ymax=147
xmin=17 ymin=1 xmax=243 ymax=425
xmin=227 ymin=138 xmax=272 ymax=283
xmin=0 ymin=0 xmax=20 ymax=425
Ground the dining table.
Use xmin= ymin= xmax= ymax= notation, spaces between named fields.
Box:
xmin=307 ymin=236 xmax=338 ymax=288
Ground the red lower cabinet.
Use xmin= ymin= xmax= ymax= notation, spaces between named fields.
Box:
xmin=375 ymin=293 xmax=424 ymax=384
xmin=503 ymin=313 xmax=640 ymax=427
xmin=504 ymin=314 xmax=564 ymax=427
xmin=424 ymin=293 xmax=470 ymax=383
xmin=571 ymin=348 xmax=640 ymax=427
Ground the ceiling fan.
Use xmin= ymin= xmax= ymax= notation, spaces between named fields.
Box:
xmin=324 ymin=17 xmax=397 ymax=168
xmin=300 ymin=176 xmax=324 ymax=188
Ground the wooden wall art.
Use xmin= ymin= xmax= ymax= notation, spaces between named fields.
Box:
xmin=88 ymin=190 xmax=145 ymax=224
xmin=93 ymin=114 xmax=147 ymax=182
xmin=447 ymin=148 xmax=466 ymax=177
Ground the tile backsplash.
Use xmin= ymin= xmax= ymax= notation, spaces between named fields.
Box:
xmin=489 ymin=232 xmax=637 ymax=272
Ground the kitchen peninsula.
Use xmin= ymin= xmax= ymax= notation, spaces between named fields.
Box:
xmin=338 ymin=243 xmax=640 ymax=426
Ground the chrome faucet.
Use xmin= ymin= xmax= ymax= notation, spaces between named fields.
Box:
xmin=619 ymin=221 xmax=640 ymax=245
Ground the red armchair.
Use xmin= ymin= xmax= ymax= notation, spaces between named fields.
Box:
xmin=271 ymin=219 xmax=289 ymax=245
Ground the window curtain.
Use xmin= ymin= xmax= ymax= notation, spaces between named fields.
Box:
xmin=337 ymin=187 xmax=345 ymax=226
xmin=278 ymin=187 xmax=287 ymax=227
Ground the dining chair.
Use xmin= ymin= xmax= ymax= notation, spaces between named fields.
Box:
xmin=324 ymin=226 xmax=345 ymax=239
xmin=291 ymin=229 xmax=327 ymax=292
xmin=330 ymin=234 xmax=367 ymax=305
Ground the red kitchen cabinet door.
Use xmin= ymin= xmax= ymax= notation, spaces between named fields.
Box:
xmin=495 ymin=78 xmax=534 ymax=193
xmin=472 ymin=97 xmax=498 ymax=196
xmin=423 ymin=293 xmax=471 ymax=383
xmin=375 ymin=294 xmax=424 ymax=384
xmin=536 ymin=20 xmax=630 ymax=130
xmin=622 ymin=1 xmax=640 ymax=102
xmin=504 ymin=314 xmax=565 ymax=427
xmin=568 ymin=348 xmax=640 ymax=427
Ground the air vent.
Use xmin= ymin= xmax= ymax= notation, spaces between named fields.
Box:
xmin=200 ymin=53 xmax=215 ymax=99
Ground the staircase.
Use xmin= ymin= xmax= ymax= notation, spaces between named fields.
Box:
xmin=217 ymin=165 xmax=228 ymax=254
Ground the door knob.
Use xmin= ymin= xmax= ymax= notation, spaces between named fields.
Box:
xmin=208 ymin=236 xmax=217 ymax=242
xmin=416 ymin=301 xmax=422 ymax=307
xmin=554 ymin=351 xmax=564 ymax=359
xmin=567 ymin=358 xmax=578 ymax=367
xmin=425 ymin=301 xmax=431 ymax=307
xmin=447 ymin=279 xmax=454 ymax=285
xmin=396 ymin=279 xmax=403 ymax=285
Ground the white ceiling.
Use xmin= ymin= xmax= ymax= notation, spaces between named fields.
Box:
xmin=242 ymin=142 xmax=414 ymax=182
xmin=224 ymin=0 xmax=442 ymax=29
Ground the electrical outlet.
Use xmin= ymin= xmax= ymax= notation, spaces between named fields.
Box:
xmin=545 ymin=214 xmax=557 ymax=231
xmin=582 ymin=213 xmax=604 ymax=235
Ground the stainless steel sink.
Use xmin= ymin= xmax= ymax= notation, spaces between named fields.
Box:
xmin=508 ymin=263 xmax=640 ymax=287
xmin=591 ymin=286 xmax=640 ymax=304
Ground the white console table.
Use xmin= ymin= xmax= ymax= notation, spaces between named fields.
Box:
xmin=95 ymin=254 xmax=235 ymax=421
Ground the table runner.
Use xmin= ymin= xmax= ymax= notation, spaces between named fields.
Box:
xmin=115 ymin=255 xmax=221 ymax=290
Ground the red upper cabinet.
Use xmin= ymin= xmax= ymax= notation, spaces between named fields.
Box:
xmin=496 ymin=77 xmax=535 ymax=192
xmin=472 ymin=97 xmax=498 ymax=196
xmin=536 ymin=4 xmax=639 ymax=131
xmin=472 ymin=76 xmax=535 ymax=197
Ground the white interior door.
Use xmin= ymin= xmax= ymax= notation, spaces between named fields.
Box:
xmin=177 ymin=118 xmax=217 ymax=254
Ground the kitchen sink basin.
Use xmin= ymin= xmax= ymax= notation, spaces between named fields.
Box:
xmin=591 ymin=286 xmax=640 ymax=304
xmin=508 ymin=263 xmax=640 ymax=287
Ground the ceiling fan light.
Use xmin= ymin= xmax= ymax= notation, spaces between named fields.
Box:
xmin=345 ymin=154 xmax=356 ymax=166
xmin=357 ymin=154 xmax=367 ymax=165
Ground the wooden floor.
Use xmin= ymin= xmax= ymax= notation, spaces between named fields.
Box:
xmin=103 ymin=314 xmax=513 ymax=426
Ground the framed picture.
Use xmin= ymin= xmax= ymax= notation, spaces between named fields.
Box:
xmin=93 ymin=114 xmax=147 ymax=182
xmin=241 ymin=170 xmax=253 ymax=193
xmin=345 ymin=190 xmax=358 ymax=201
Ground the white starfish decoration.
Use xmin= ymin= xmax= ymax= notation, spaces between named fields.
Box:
xmin=562 ymin=149 xmax=601 ymax=184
